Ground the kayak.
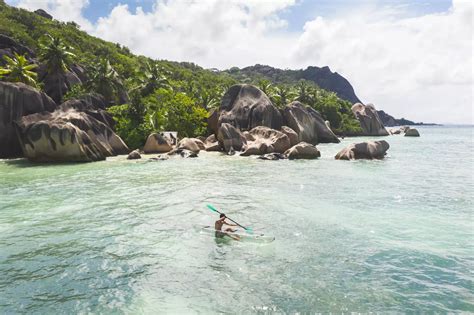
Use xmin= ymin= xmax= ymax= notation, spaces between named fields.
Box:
xmin=193 ymin=225 xmax=275 ymax=243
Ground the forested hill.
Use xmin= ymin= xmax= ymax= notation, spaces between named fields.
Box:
xmin=224 ymin=64 xmax=361 ymax=104
xmin=1 ymin=2 xmax=381 ymax=149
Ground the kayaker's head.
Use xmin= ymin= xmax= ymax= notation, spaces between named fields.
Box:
xmin=220 ymin=213 xmax=226 ymax=219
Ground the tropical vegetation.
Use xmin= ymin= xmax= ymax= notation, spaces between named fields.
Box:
xmin=0 ymin=1 xmax=362 ymax=149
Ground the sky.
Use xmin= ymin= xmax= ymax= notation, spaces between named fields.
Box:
xmin=6 ymin=0 xmax=473 ymax=124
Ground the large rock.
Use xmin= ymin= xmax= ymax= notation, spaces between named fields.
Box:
xmin=284 ymin=142 xmax=321 ymax=160
xmin=127 ymin=149 xmax=141 ymax=160
xmin=352 ymin=103 xmax=389 ymax=136
xmin=16 ymin=109 xmax=129 ymax=162
xmin=34 ymin=9 xmax=53 ymax=20
xmin=240 ymin=126 xmax=291 ymax=156
xmin=218 ymin=84 xmax=282 ymax=131
xmin=282 ymin=101 xmax=340 ymax=144
xmin=0 ymin=35 xmax=35 ymax=62
xmin=207 ymin=108 xmax=219 ymax=135
xmin=39 ymin=65 xmax=85 ymax=104
xmin=404 ymin=128 xmax=420 ymax=137
xmin=217 ymin=123 xmax=246 ymax=153
xmin=59 ymin=93 xmax=114 ymax=128
xmin=204 ymin=134 xmax=220 ymax=152
xmin=143 ymin=133 xmax=173 ymax=154
xmin=280 ymin=126 xmax=299 ymax=146
xmin=177 ymin=137 xmax=204 ymax=153
xmin=335 ymin=140 xmax=390 ymax=160
xmin=0 ymin=82 xmax=57 ymax=158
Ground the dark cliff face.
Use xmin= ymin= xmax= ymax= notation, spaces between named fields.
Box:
xmin=230 ymin=64 xmax=361 ymax=104
xmin=300 ymin=66 xmax=361 ymax=104
xmin=377 ymin=110 xmax=416 ymax=127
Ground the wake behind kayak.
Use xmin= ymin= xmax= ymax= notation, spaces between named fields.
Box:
xmin=193 ymin=225 xmax=275 ymax=243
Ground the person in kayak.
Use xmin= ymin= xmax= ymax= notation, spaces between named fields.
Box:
xmin=215 ymin=213 xmax=240 ymax=240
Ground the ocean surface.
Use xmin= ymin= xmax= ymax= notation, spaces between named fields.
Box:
xmin=0 ymin=125 xmax=473 ymax=313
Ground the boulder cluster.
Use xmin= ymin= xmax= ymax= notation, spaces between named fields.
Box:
xmin=389 ymin=126 xmax=421 ymax=137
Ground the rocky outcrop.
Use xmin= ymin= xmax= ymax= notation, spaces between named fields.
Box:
xmin=39 ymin=64 xmax=86 ymax=104
xmin=0 ymin=82 xmax=57 ymax=158
xmin=218 ymin=84 xmax=282 ymax=131
xmin=284 ymin=142 xmax=321 ymax=160
xmin=127 ymin=149 xmax=141 ymax=160
xmin=143 ymin=133 xmax=173 ymax=154
xmin=283 ymin=101 xmax=340 ymax=144
xmin=404 ymin=128 xmax=420 ymax=137
xmin=207 ymin=108 xmax=219 ymax=135
xmin=177 ymin=137 xmax=204 ymax=153
xmin=217 ymin=123 xmax=246 ymax=153
xmin=377 ymin=110 xmax=416 ymax=127
xmin=335 ymin=140 xmax=390 ymax=160
xmin=59 ymin=93 xmax=114 ymax=128
xmin=204 ymin=134 xmax=220 ymax=151
xmin=0 ymin=35 xmax=35 ymax=62
xmin=240 ymin=126 xmax=291 ymax=156
xmin=280 ymin=126 xmax=299 ymax=146
xmin=352 ymin=103 xmax=389 ymax=136
xmin=16 ymin=109 xmax=129 ymax=162
xmin=34 ymin=9 xmax=53 ymax=20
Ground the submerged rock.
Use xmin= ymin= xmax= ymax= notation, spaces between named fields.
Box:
xmin=16 ymin=109 xmax=129 ymax=162
xmin=218 ymin=84 xmax=282 ymax=131
xmin=284 ymin=142 xmax=321 ymax=160
xmin=127 ymin=149 xmax=141 ymax=160
xmin=352 ymin=103 xmax=389 ymax=136
xmin=217 ymin=123 xmax=246 ymax=152
xmin=257 ymin=153 xmax=287 ymax=160
xmin=282 ymin=101 xmax=340 ymax=144
xmin=404 ymin=128 xmax=420 ymax=137
xmin=144 ymin=133 xmax=172 ymax=154
xmin=335 ymin=140 xmax=390 ymax=160
xmin=0 ymin=82 xmax=57 ymax=158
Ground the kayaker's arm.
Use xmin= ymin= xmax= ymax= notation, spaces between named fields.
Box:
xmin=224 ymin=220 xmax=238 ymax=226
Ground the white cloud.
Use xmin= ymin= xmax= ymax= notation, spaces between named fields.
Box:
xmin=8 ymin=0 xmax=474 ymax=123
xmin=14 ymin=0 xmax=93 ymax=31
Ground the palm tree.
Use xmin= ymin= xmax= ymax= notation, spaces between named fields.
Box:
xmin=257 ymin=79 xmax=273 ymax=95
xmin=87 ymin=57 xmax=124 ymax=104
xmin=137 ymin=61 xmax=170 ymax=96
xmin=0 ymin=53 xmax=38 ymax=87
xmin=272 ymin=85 xmax=296 ymax=108
xmin=296 ymin=80 xmax=311 ymax=104
xmin=39 ymin=34 xmax=75 ymax=75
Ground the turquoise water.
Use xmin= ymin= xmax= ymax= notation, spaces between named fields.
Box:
xmin=0 ymin=126 xmax=473 ymax=313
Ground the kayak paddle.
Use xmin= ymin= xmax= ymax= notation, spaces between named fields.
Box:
xmin=206 ymin=204 xmax=253 ymax=234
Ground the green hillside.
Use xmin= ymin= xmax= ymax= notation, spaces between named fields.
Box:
xmin=0 ymin=2 xmax=361 ymax=149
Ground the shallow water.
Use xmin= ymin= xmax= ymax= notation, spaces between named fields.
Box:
xmin=0 ymin=126 xmax=473 ymax=313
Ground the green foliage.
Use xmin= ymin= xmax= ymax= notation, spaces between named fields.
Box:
xmin=0 ymin=2 xmax=363 ymax=142
xmin=86 ymin=57 xmax=125 ymax=104
xmin=0 ymin=52 xmax=38 ymax=87
xmin=39 ymin=34 xmax=75 ymax=75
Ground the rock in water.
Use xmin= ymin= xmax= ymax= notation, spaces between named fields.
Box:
xmin=284 ymin=142 xmax=321 ymax=160
xmin=127 ymin=149 xmax=141 ymax=160
xmin=404 ymin=128 xmax=420 ymax=137
xmin=335 ymin=140 xmax=390 ymax=160
xmin=257 ymin=153 xmax=287 ymax=160
xmin=16 ymin=109 xmax=129 ymax=162
xmin=217 ymin=123 xmax=246 ymax=152
xmin=283 ymin=101 xmax=340 ymax=144
xmin=177 ymin=137 xmax=204 ymax=153
xmin=219 ymin=84 xmax=282 ymax=131
xmin=0 ymin=82 xmax=57 ymax=158
xmin=241 ymin=126 xmax=291 ymax=156
xmin=204 ymin=134 xmax=220 ymax=151
xmin=280 ymin=126 xmax=299 ymax=146
xmin=352 ymin=103 xmax=389 ymax=136
xmin=143 ymin=133 xmax=172 ymax=154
